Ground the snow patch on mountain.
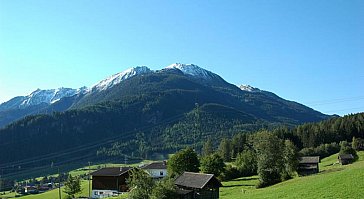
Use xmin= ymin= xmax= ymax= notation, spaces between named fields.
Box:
xmin=165 ymin=63 xmax=216 ymax=80
xmin=1 ymin=63 xmax=219 ymax=110
xmin=239 ymin=85 xmax=261 ymax=92
xmin=0 ymin=87 xmax=87 ymax=110
xmin=91 ymin=66 xmax=151 ymax=92
xmin=19 ymin=87 xmax=86 ymax=108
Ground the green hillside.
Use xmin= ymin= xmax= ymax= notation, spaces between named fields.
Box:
xmin=0 ymin=69 xmax=328 ymax=167
xmin=220 ymin=151 xmax=364 ymax=199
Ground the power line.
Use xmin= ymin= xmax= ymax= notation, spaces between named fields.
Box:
xmin=0 ymin=112 xmax=186 ymax=170
xmin=323 ymin=107 xmax=364 ymax=114
xmin=304 ymin=96 xmax=364 ymax=106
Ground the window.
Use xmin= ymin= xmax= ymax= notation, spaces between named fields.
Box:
xmin=160 ymin=171 xmax=164 ymax=176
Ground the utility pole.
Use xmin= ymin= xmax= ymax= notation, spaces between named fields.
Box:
xmin=88 ymin=161 xmax=91 ymax=199
xmin=0 ymin=169 xmax=3 ymax=194
xmin=58 ymin=167 xmax=62 ymax=199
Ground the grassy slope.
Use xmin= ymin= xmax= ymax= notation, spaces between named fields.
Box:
xmin=0 ymin=160 xmax=150 ymax=199
xmin=1 ymin=180 xmax=89 ymax=199
xmin=221 ymin=151 xmax=364 ymax=199
xmin=2 ymin=180 xmax=128 ymax=199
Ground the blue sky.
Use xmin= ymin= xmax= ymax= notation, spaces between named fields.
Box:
xmin=0 ymin=0 xmax=363 ymax=116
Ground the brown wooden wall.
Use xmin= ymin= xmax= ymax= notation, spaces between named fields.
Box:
xmin=92 ymin=173 xmax=129 ymax=192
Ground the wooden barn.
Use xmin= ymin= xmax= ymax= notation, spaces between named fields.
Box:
xmin=175 ymin=172 xmax=222 ymax=199
xmin=298 ymin=156 xmax=320 ymax=176
xmin=90 ymin=167 xmax=132 ymax=198
xmin=338 ymin=154 xmax=354 ymax=165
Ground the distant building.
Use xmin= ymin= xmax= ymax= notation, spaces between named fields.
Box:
xmin=298 ymin=156 xmax=320 ymax=176
xmin=24 ymin=186 xmax=38 ymax=194
xmin=338 ymin=154 xmax=354 ymax=165
xmin=174 ymin=172 xmax=222 ymax=199
xmin=90 ymin=167 xmax=132 ymax=198
xmin=141 ymin=161 xmax=168 ymax=179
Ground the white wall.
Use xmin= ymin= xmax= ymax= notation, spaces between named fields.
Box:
xmin=92 ymin=189 xmax=119 ymax=198
xmin=146 ymin=169 xmax=167 ymax=178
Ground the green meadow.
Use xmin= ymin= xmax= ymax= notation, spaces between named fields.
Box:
xmin=220 ymin=151 xmax=364 ymax=199
xmin=2 ymin=152 xmax=363 ymax=199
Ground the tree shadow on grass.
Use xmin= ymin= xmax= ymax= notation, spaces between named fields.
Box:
xmin=223 ymin=184 xmax=255 ymax=188
xmin=319 ymin=167 xmax=344 ymax=174
xmin=230 ymin=177 xmax=258 ymax=182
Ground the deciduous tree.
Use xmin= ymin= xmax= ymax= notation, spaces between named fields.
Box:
xmin=127 ymin=168 xmax=154 ymax=199
xmin=167 ymin=147 xmax=200 ymax=177
xmin=254 ymin=131 xmax=284 ymax=188
xmin=150 ymin=178 xmax=177 ymax=199
xmin=200 ymin=153 xmax=225 ymax=177
xmin=235 ymin=149 xmax=257 ymax=176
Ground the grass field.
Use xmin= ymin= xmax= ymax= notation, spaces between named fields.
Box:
xmin=0 ymin=160 xmax=149 ymax=199
xmin=2 ymin=152 xmax=363 ymax=198
xmin=1 ymin=180 xmax=89 ymax=199
xmin=220 ymin=151 xmax=364 ymax=199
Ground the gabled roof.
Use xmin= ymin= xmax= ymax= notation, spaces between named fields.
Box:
xmin=141 ymin=161 xmax=167 ymax=170
xmin=174 ymin=172 xmax=222 ymax=189
xmin=299 ymin=156 xmax=320 ymax=164
xmin=91 ymin=167 xmax=133 ymax=177
xmin=338 ymin=154 xmax=354 ymax=160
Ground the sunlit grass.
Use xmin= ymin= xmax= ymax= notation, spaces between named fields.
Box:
xmin=221 ymin=151 xmax=364 ymax=199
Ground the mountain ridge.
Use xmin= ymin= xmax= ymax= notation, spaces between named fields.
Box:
xmin=0 ymin=63 xmax=330 ymax=167
xmin=0 ymin=63 xmax=328 ymax=129
xmin=0 ymin=63 xmax=251 ymax=127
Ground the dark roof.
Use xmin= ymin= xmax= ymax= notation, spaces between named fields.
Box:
xmin=299 ymin=156 xmax=320 ymax=164
xmin=339 ymin=154 xmax=354 ymax=160
xmin=90 ymin=167 xmax=133 ymax=177
xmin=175 ymin=172 xmax=222 ymax=189
xmin=141 ymin=161 xmax=167 ymax=169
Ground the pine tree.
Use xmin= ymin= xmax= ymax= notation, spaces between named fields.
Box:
xmin=231 ymin=133 xmax=246 ymax=158
xmin=63 ymin=174 xmax=81 ymax=199
xmin=202 ymin=138 xmax=214 ymax=157
xmin=218 ymin=138 xmax=231 ymax=162
xmin=282 ymin=140 xmax=298 ymax=180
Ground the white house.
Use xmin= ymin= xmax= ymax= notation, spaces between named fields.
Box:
xmin=141 ymin=161 xmax=167 ymax=179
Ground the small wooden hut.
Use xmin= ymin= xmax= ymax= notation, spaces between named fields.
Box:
xmin=175 ymin=172 xmax=222 ymax=199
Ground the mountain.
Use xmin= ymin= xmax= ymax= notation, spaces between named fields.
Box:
xmin=165 ymin=63 xmax=222 ymax=80
xmin=0 ymin=87 xmax=85 ymax=110
xmin=0 ymin=64 xmax=231 ymax=128
xmin=90 ymin=66 xmax=152 ymax=92
xmin=0 ymin=87 xmax=88 ymax=127
xmin=0 ymin=63 xmax=330 ymax=170
xmin=0 ymin=66 xmax=154 ymax=128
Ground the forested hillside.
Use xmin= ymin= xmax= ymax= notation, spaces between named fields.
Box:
xmin=0 ymin=68 xmax=330 ymax=178
xmin=275 ymin=113 xmax=364 ymax=148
